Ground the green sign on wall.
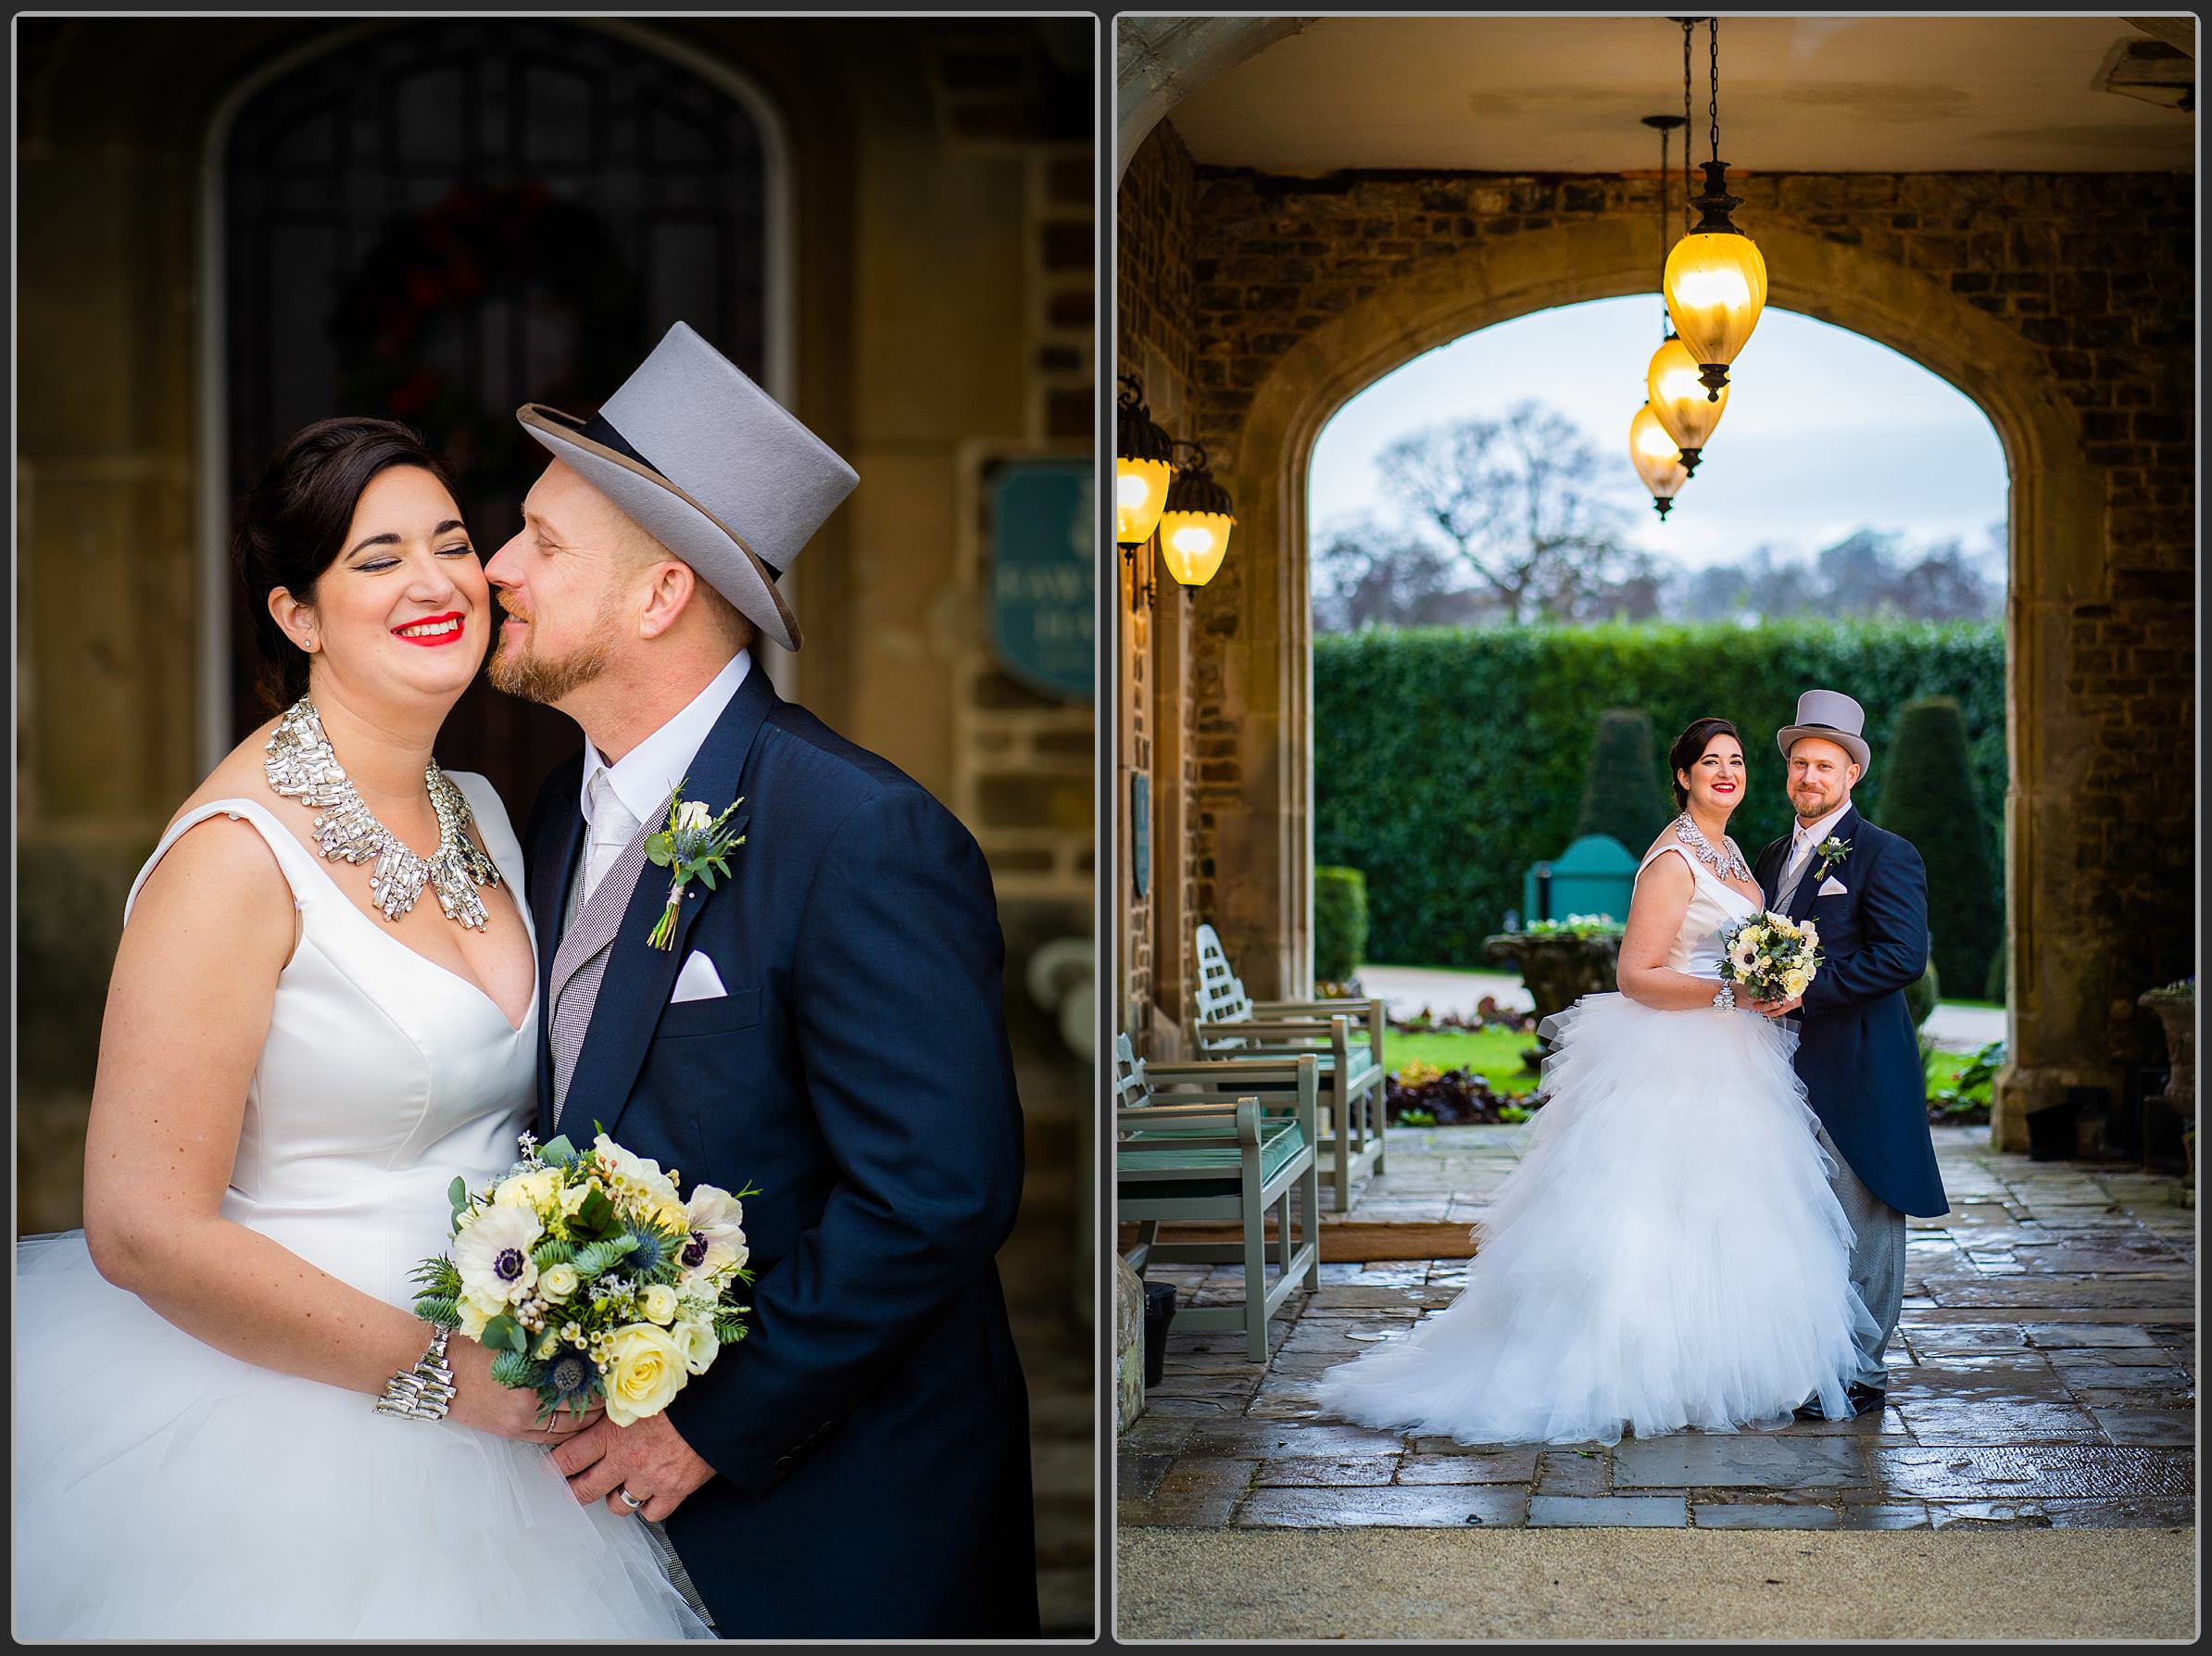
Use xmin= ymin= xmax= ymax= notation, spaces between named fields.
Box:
xmin=987 ymin=458 xmax=1094 ymax=703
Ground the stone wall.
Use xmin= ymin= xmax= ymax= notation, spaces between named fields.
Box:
xmin=1115 ymin=121 xmax=1203 ymax=1052
xmin=17 ymin=16 xmax=1099 ymax=1225
xmin=1117 ymin=149 xmax=2194 ymax=1128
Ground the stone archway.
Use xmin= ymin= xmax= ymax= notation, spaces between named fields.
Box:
xmin=1213 ymin=217 xmax=2103 ymax=1148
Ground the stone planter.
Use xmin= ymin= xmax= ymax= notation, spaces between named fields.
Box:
xmin=2139 ymin=981 xmax=2195 ymax=1185
xmin=1481 ymin=932 xmax=1622 ymax=1069
xmin=1112 ymin=1252 xmax=1146 ymax=1433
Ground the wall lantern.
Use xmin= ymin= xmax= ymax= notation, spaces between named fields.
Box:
xmin=1629 ymin=402 xmax=1690 ymax=519
xmin=1662 ymin=19 xmax=1766 ymax=400
xmin=1155 ymin=442 xmax=1236 ymax=588
xmin=1114 ymin=374 xmax=1175 ymax=547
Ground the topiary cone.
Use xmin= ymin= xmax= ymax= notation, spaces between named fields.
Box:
xmin=1874 ymin=696 xmax=2002 ymax=1003
xmin=1573 ymin=709 xmax=1671 ymax=854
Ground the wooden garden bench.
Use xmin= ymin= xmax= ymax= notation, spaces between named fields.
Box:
xmin=1115 ymin=1033 xmax=1321 ymax=1361
xmin=1189 ymin=922 xmax=1388 ymax=1211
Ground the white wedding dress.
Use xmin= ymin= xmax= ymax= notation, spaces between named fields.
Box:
xmin=1314 ymin=837 xmax=1879 ymax=1447
xmin=14 ymin=784 xmax=711 ymax=1639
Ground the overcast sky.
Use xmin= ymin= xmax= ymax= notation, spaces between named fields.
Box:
xmin=1310 ymin=296 xmax=2009 ymax=572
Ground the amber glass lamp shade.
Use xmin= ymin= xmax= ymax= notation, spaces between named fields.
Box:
xmin=1663 ymin=164 xmax=1767 ymax=400
xmin=1629 ymin=403 xmax=1690 ymax=519
xmin=1115 ymin=376 xmax=1176 ymax=546
xmin=1646 ymin=332 xmax=1727 ymax=470
xmin=1156 ymin=450 xmax=1235 ymax=585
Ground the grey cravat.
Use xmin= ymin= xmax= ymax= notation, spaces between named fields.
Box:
xmin=1776 ymin=831 xmax=1816 ymax=910
xmin=548 ymin=790 xmax=671 ymax=1127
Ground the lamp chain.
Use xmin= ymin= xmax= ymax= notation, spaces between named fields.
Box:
xmin=1708 ymin=18 xmax=1721 ymax=164
xmin=1657 ymin=122 xmax=1671 ymax=335
xmin=1682 ymin=19 xmax=1694 ymax=228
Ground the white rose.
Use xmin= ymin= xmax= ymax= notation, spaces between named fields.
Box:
xmin=494 ymin=1167 xmax=560 ymax=1215
xmin=676 ymin=799 xmax=713 ymax=833
xmin=639 ymin=1284 xmax=681 ymax=1325
xmin=452 ymin=1204 xmax=542 ymax=1307
xmin=672 ymin=1319 xmax=720 ymax=1376
xmin=539 ymin=1262 xmax=580 ymax=1302
xmin=603 ymin=1324 xmax=688 ymax=1426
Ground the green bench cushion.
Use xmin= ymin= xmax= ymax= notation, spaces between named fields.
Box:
xmin=1118 ymin=1118 xmax=1308 ymax=1201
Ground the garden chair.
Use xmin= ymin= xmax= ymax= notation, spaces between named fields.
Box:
xmin=1188 ymin=922 xmax=1387 ymax=1211
xmin=1115 ymin=1033 xmax=1321 ymax=1361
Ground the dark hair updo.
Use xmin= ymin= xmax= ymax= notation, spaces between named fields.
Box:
xmin=1667 ymin=716 xmax=1744 ymax=810
xmin=233 ymin=417 xmax=458 ymax=709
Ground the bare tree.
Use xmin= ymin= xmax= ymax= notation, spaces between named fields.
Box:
xmin=1373 ymin=401 xmax=1651 ymax=624
xmin=1312 ymin=518 xmax=1485 ymax=633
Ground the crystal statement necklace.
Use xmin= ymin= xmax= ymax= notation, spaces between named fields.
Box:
xmin=1673 ymin=810 xmax=1753 ymax=884
xmin=264 ymin=698 xmax=502 ymax=929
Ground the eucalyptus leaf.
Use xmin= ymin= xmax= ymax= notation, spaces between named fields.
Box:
xmin=482 ymin=1313 xmax=527 ymax=1354
xmin=447 ymin=1176 xmax=468 ymax=1215
xmin=538 ymin=1134 xmax=578 ymax=1167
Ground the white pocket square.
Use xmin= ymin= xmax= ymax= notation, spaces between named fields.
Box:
xmin=1817 ymin=876 xmax=1849 ymax=897
xmin=670 ymin=950 xmax=728 ymax=1003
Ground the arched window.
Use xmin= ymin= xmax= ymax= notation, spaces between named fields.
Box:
xmin=219 ymin=19 xmax=777 ymax=811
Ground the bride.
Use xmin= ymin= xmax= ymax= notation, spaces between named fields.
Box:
xmin=15 ymin=419 xmax=710 ymax=1637
xmin=1314 ymin=717 xmax=1879 ymax=1447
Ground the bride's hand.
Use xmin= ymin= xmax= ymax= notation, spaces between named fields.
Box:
xmin=445 ymin=1334 xmax=603 ymax=1444
xmin=1744 ymin=994 xmax=1803 ymax=1019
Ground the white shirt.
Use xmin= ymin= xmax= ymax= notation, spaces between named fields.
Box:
xmin=578 ymin=650 xmax=752 ymax=832
xmin=567 ymin=649 xmax=751 ymax=923
xmin=1782 ymin=797 xmax=1854 ymax=893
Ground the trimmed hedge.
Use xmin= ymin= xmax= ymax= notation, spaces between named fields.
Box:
xmin=1573 ymin=708 xmax=1671 ymax=854
xmin=1876 ymin=696 xmax=2004 ymax=1004
xmin=1314 ymin=865 xmax=1370 ymax=982
xmin=1314 ymin=621 xmax=2005 ymax=968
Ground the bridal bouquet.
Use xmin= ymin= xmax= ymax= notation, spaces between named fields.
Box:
xmin=1717 ymin=911 xmax=1823 ymax=1005
xmin=408 ymin=1131 xmax=755 ymax=1426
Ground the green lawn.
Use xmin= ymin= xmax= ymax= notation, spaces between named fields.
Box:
xmin=1387 ymin=1027 xmax=1544 ymax=1094
xmin=1388 ymin=1027 xmax=1979 ymax=1099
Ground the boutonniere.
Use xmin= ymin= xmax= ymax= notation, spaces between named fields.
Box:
xmin=643 ymin=780 xmax=746 ymax=950
xmin=1816 ymin=835 xmax=1852 ymax=878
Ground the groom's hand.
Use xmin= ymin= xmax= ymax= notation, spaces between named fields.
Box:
xmin=550 ymin=1410 xmax=716 ymax=1523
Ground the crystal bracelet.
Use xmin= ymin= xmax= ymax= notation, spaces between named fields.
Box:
xmin=374 ymin=1323 xmax=457 ymax=1422
xmin=1711 ymin=985 xmax=1736 ymax=1012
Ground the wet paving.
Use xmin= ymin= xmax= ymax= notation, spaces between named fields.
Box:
xmin=1121 ymin=1126 xmax=2195 ymax=1532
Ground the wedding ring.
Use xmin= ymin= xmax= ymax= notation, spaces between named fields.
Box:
xmin=619 ymin=1488 xmax=645 ymax=1511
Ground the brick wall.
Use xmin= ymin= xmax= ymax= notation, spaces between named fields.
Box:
xmin=1115 ymin=122 xmax=1201 ymax=1049
xmin=1121 ymin=148 xmax=2194 ymax=1067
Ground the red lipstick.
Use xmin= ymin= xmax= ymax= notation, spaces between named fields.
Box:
xmin=392 ymin=610 xmax=467 ymax=647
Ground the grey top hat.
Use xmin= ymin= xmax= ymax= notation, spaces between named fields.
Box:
xmin=517 ymin=321 xmax=858 ymax=651
xmin=1778 ymin=688 xmax=1871 ymax=773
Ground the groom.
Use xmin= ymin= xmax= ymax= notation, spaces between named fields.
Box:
xmin=1754 ymin=689 xmax=1948 ymax=1418
xmin=482 ymin=322 xmax=1040 ymax=1637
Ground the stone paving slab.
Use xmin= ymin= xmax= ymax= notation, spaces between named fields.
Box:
xmin=1124 ymin=1124 xmax=2195 ymax=1536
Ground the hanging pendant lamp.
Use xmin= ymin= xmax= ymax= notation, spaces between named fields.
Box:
xmin=1629 ymin=403 xmax=1690 ymax=520
xmin=1647 ymin=332 xmax=1725 ymax=473
xmin=1662 ymin=19 xmax=1766 ymax=401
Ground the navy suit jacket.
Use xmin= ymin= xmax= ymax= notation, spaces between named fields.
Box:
xmin=521 ymin=665 xmax=1039 ymax=1638
xmin=1756 ymin=805 xmax=1948 ymax=1219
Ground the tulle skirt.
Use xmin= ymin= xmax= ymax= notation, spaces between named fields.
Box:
xmin=1314 ymin=993 xmax=1879 ymax=1447
xmin=13 ymin=1231 xmax=713 ymax=1640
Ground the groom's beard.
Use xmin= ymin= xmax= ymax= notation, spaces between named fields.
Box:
xmin=486 ymin=596 xmax=620 ymax=705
